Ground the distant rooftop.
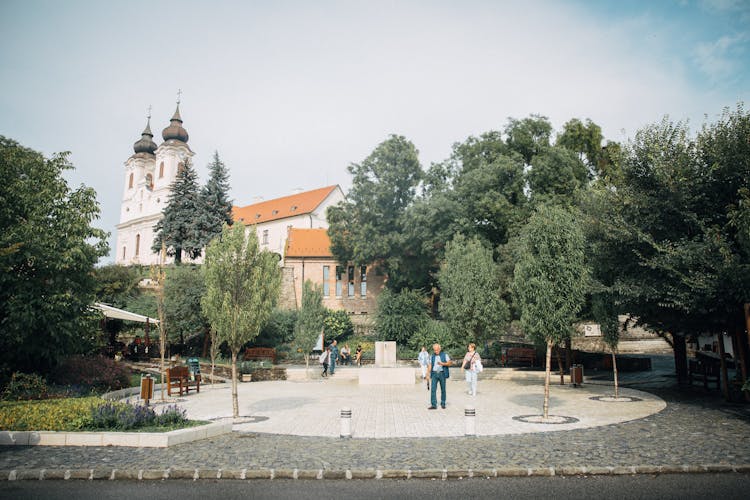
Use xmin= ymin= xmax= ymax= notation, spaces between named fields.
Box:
xmin=233 ymin=185 xmax=339 ymax=225
xmin=285 ymin=228 xmax=333 ymax=258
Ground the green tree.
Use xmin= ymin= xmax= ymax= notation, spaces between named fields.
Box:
xmin=438 ymin=235 xmax=509 ymax=346
xmin=164 ymin=265 xmax=207 ymax=345
xmin=202 ymin=223 xmax=281 ymax=417
xmin=527 ymin=147 xmax=589 ymax=206
xmin=0 ymin=137 xmax=108 ymax=377
xmin=556 ymin=118 xmax=603 ymax=175
xmin=197 ymin=151 xmax=233 ymax=248
xmin=327 ymin=135 xmax=423 ymax=290
xmin=375 ymin=289 xmax=429 ymax=344
xmin=295 ymin=281 xmax=326 ymax=375
xmin=153 ymin=158 xmax=202 ymax=263
xmin=504 ymin=114 xmax=553 ymax=164
xmin=513 ymin=205 xmax=588 ymax=418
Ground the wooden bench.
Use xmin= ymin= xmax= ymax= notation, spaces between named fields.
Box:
xmin=166 ymin=365 xmax=200 ymax=396
xmin=243 ymin=347 xmax=276 ymax=364
xmin=505 ymin=347 xmax=536 ymax=367
xmin=688 ymin=355 xmax=720 ymax=390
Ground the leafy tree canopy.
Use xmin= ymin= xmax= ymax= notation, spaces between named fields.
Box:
xmin=375 ymin=288 xmax=429 ymax=344
xmin=0 ymin=137 xmax=108 ymax=375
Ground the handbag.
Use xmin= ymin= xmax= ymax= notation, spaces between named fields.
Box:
xmin=475 ymin=358 xmax=483 ymax=373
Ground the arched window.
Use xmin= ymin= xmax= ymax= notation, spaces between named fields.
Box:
xmin=122 ymin=246 xmax=126 ymax=260
xmin=159 ymin=162 xmax=164 ymax=178
xmin=128 ymin=173 xmax=134 ymax=189
xmin=177 ymin=162 xmax=185 ymax=174
xmin=135 ymin=234 xmax=140 ymax=256
xmin=145 ymin=174 xmax=153 ymax=190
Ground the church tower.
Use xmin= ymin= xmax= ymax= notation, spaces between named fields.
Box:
xmin=115 ymin=103 xmax=194 ymax=265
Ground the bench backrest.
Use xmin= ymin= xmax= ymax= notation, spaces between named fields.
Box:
xmin=167 ymin=366 xmax=188 ymax=378
xmin=507 ymin=348 xmax=535 ymax=358
xmin=246 ymin=347 xmax=275 ymax=355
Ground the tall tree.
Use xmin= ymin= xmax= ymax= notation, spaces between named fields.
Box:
xmin=152 ymin=158 xmax=202 ymax=263
xmin=375 ymin=289 xmax=429 ymax=344
xmin=438 ymin=234 xmax=509 ymax=346
xmin=527 ymin=146 xmax=589 ymax=207
xmin=327 ymin=135 xmax=423 ymax=290
xmin=295 ymin=281 xmax=326 ymax=376
xmin=556 ymin=118 xmax=604 ymax=175
xmin=0 ymin=137 xmax=108 ymax=376
xmin=504 ymin=114 xmax=553 ymax=165
xmin=164 ymin=264 xmax=208 ymax=345
xmin=513 ymin=205 xmax=588 ymax=419
xmin=202 ymin=223 xmax=281 ymax=417
xmin=198 ymin=151 xmax=233 ymax=248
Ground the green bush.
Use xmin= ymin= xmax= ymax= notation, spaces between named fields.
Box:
xmin=0 ymin=397 xmax=100 ymax=430
xmin=375 ymin=289 xmax=429 ymax=344
xmin=409 ymin=320 xmax=463 ymax=355
xmin=2 ymin=372 xmax=49 ymax=401
xmin=324 ymin=309 xmax=354 ymax=340
xmin=50 ymin=355 xmax=131 ymax=392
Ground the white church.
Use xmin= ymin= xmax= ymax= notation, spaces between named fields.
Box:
xmin=115 ymin=104 xmax=343 ymax=266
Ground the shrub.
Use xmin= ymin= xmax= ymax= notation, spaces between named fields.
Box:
xmin=2 ymin=372 xmax=49 ymax=401
xmin=0 ymin=397 xmax=100 ymax=430
xmin=156 ymin=404 xmax=187 ymax=426
xmin=324 ymin=309 xmax=354 ymax=340
xmin=50 ymin=355 xmax=131 ymax=392
xmin=90 ymin=401 xmax=157 ymax=430
xmin=409 ymin=320 xmax=463 ymax=355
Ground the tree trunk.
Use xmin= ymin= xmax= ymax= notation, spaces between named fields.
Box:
xmin=202 ymin=328 xmax=210 ymax=358
xmin=305 ymin=353 xmax=310 ymax=378
xmin=672 ymin=334 xmax=688 ymax=384
xmin=717 ymin=332 xmax=731 ymax=402
xmin=745 ymin=304 xmax=750 ymax=376
xmin=565 ymin=336 xmax=572 ymax=371
xmin=612 ymin=349 xmax=619 ymax=399
xmin=543 ymin=339 xmax=552 ymax=419
xmin=556 ymin=347 xmax=565 ymax=385
xmin=736 ymin=325 xmax=750 ymax=403
xmin=231 ymin=350 xmax=239 ymax=418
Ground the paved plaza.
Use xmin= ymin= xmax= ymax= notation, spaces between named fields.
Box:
xmin=1 ymin=361 xmax=749 ymax=480
xmin=161 ymin=367 xmax=666 ymax=438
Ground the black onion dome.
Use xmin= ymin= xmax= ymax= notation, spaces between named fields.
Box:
xmin=161 ymin=104 xmax=189 ymax=142
xmin=133 ymin=118 xmax=157 ymax=154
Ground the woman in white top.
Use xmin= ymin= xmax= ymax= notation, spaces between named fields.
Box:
xmin=462 ymin=343 xmax=481 ymax=396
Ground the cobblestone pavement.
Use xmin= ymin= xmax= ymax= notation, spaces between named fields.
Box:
xmin=1 ymin=386 xmax=749 ymax=475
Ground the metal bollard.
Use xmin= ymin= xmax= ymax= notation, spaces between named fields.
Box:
xmin=340 ymin=408 xmax=352 ymax=438
xmin=464 ymin=406 xmax=476 ymax=436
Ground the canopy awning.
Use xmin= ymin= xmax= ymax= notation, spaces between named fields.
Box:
xmin=93 ymin=302 xmax=159 ymax=324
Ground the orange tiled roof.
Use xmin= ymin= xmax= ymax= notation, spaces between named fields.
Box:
xmin=285 ymin=228 xmax=333 ymax=258
xmin=233 ymin=186 xmax=339 ymax=225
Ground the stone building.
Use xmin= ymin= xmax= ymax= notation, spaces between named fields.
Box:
xmin=282 ymin=228 xmax=384 ymax=331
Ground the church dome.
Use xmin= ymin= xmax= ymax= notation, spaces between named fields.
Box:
xmin=133 ymin=118 xmax=157 ymax=155
xmin=161 ymin=104 xmax=189 ymax=142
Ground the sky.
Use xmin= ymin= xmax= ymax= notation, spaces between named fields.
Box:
xmin=1 ymin=0 xmax=748 ymax=263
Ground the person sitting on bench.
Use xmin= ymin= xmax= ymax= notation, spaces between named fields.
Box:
xmin=340 ymin=344 xmax=351 ymax=365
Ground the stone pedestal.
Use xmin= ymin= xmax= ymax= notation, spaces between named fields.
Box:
xmin=375 ymin=341 xmax=397 ymax=367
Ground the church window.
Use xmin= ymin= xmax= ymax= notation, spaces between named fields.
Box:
xmin=323 ymin=266 xmax=330 ymax=297
xmin=262 ymin=229 xmax=269 ymax=245
xmin=360 ymin=265 xmax=367 ymax=297
xmin=145 ymin=174 xmax=153 ymax=190
xmin=135 ymin=234 xmax=140 ymax=256
xmin=159 ymin=162 xmax=164 ymax=178
xmin=128 ymin=173 xmax=134 ymax=189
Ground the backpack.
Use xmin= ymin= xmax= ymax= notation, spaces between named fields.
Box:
xmin=431 ymin=352 xmax=450 ymax=378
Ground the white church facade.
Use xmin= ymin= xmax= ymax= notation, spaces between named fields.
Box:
xmin=115 ymin=104 xmax=193 ymax=266
xmin=115 ymin=104 xmax=344 ymax=267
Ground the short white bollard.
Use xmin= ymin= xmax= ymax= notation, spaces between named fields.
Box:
xmin=340 ymin=407 xmax=352 ymax=438
xmin=464 ymin=406 xmax=476 ymax=436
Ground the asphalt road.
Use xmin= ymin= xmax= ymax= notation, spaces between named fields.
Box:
xmin=1 ymin=474 xmax=749 ymax=500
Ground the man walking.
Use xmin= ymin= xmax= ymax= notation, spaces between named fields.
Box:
xmin=329 ymin=340 xmax=339 ymax=375
xmin=427 ymin=343 xmax=451 ymax=409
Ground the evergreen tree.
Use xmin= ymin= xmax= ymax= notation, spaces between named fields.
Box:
xmin=152 ymin=158 xmax=202 ymax=263
xmin=198 ymin=151 xmax=233 ymax=248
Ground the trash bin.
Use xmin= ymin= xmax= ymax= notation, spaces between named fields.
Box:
xmin=187 ymin=357 xmax=201 ymax=382
xmin=570 ymin=364 xmax=583 ymax=386
xmin=140 ymin=374 xmax=154 ymax=403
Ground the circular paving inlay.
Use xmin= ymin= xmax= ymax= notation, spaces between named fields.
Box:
xmin=512 ymin=414 xmax=580 ymax=424
xmin=589 ymin=395 xmax=643 ymax=403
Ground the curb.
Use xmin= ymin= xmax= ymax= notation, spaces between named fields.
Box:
xmin=1 ymin=464 xmax=748 ymax=481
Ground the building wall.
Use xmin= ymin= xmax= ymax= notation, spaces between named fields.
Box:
xmin=245 ymin=188 xmax=345 ymax=259
xmin=283 ymin=257 xmax=385 ymax=330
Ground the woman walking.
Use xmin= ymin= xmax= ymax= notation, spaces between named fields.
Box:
xmin=462 ymin=343 xmax=482 ymax=396
xmin=319 ymin=347 xmax=331 ymax=377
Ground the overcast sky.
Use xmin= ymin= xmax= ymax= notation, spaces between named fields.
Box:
xmin=1 ymin=0 xmax=748 ymax=263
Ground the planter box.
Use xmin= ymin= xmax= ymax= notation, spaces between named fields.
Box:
xmin=241 ymin=374 xmax=252 ymax=382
